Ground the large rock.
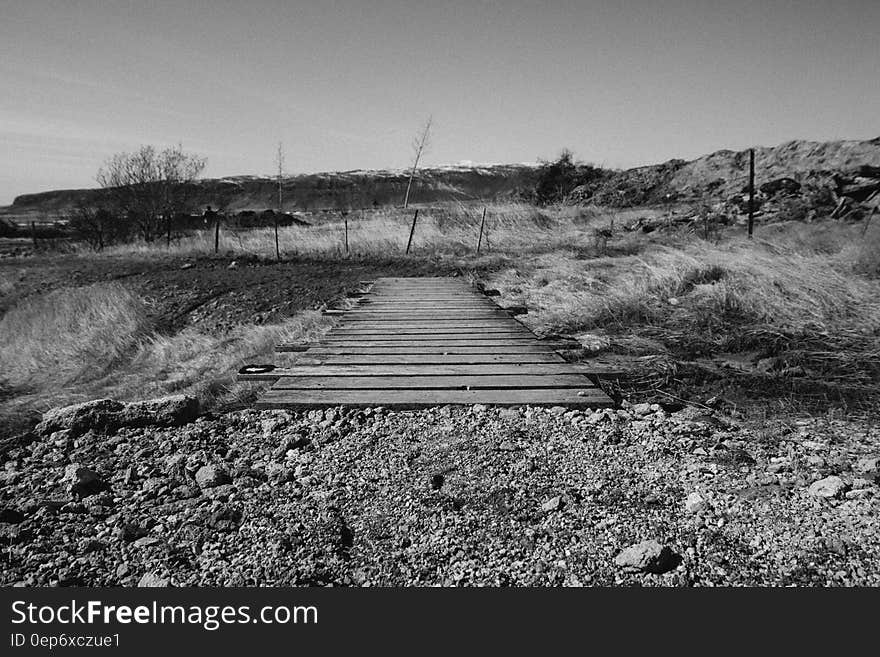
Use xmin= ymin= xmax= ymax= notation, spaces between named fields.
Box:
xmin=35 ymin=395 xmax=200 ymax=438
xmin=808 ymin=476 xmax=847 ymax=499
xmin=195 ymin=464 xmax=231 ymax=489
xmin=65 ymin=464 xmax=109 ymax=499
xmin=614 ymin=540 xmax=678 ymax=574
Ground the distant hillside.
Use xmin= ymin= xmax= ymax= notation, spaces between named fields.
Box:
xmin=575 ymin=137 xmax=880 ymax=207
xmin=0 ymin=164 xmax=541 ymax=223
xmin=3 ymin=137 xmax=879 ymax=223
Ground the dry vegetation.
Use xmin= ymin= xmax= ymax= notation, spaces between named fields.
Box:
xmin=2 ymin=200 xmax=878 ymax=436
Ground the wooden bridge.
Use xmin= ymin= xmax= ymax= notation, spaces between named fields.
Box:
xmin=244 ymin=277 xmax=613 ymax=409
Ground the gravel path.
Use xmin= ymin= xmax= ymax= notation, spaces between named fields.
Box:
xmin=1 ymin=401 xmax=878 ymax=586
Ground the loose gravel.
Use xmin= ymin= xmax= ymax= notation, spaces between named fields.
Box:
xmin=1 ymin=401 xmax=878 ymax=586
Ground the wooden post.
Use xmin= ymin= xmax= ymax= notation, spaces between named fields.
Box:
xmin=748 ymin=148 xmax=755 ymax=238
xmin=30 ymin=221 xmax=37 ymax=248
xmin=476 ymin=207 xmax=487 ymax=254
xmin=274 ymin=218 xmax=280 ymax=261
xmin=344 ymin=214 xmax=349 ymax=255
xmin=405 ymin=208 xmax=419 ymax=254
xmin=214 ymin=218 xmax=220 ymax=254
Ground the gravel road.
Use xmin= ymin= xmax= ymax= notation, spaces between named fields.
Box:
xmin=1 ymin=399 xmax=878 ymax=586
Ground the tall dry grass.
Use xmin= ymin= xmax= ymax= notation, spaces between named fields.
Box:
xmin=94 ymin=202 xmax=628 ymax=259
xmin=0 ymin=281 xmax=330 ymax=423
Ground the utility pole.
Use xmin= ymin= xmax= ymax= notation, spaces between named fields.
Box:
xmin=748 ymin=148 xmax=755 ymax=239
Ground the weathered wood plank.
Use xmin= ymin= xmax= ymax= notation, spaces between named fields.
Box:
xmin=334 ymin=322 xmax=522 ymax=330
xmin=316 ymin=338 xmax=561 ymax=346
xmin=257 ymin=388 xmax=612 ymax=409
xmin=303 ymin=345 xmax=558 ymax=355
xmin=271 ymin=374 xmax=595 ymax=390
xmin=243 ymin=363 xmax=597 ymax=378
xmin=330 ymin=327 xmax=531 ymax=335
xmin=294 ymin=353 xmax=565 ymax=365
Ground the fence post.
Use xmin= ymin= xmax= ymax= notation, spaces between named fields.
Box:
xmin=476 ymin=207 xmax=487 ymax=254
xmin=214 ymin=218 xmax=220 ymax=254
xmin=344 ymin=214 xmax=349 ymax=255
xmin=274 ymin=218 xmax=280 ymax=261
xmin=748 ymin=148 xmax=755 ymax=238
xmin=30 ymin=222 xmax=38 ymax=248
xmin=405 ymin=209 xmax=419 ymax=255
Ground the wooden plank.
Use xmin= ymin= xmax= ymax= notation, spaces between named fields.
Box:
xmin=302 ymin=345 xmax=558 ymax=355
xmin=257 ymin=388 xmax=612 ymax=409
xmin=330 ymin=327 xmax=531 ymax=335
xmin=317 ymin=338 xmax=555 ymax=346
xmin=341 ymin=314 xmax=512 ymax=321
xmin=294 ymin=353 xmax=565 ymax=365
xmin=260 ymin=363 xmax=596 ymax=376
xmin=271 ymin=374 xmax=595 ymax=390
xmin=334 ymin=322 xmax=523 ymax=330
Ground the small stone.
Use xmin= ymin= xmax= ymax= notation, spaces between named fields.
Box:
xmin=65 ymin=465 xmax=109 ymax=499
xmin=472 ymin=404 xmax=487 ymax=413
xmin=614 ymin=540 xmax=678 ymax=574
xmin=631 ymin=403 xmax=652 ymax=416
xmin=195 ymin=464 xmax=231 ymax=489
xmin=541 ymin=496 xmax=562 ymax=512
xmin=549 ymin=406 xmax=567 ymax=416
xmin=138 ymin=572 xmax=170 ymax=587
xmin=227 ymin=261 xmax=238 ymax=270
xmin=856 ymin=457 xmax=879 ymax=474
xmin=808 ymin=475 xmax=847 ymax=499
xmin=685 ymin=492 xmax=706 ymax=514
xmin=430 ymin=474 xmax=444 ymax=490
xmin=498 ymin=440 xmax=517 ymax=451
xmin=133 ymin=536 xmax=162 ymax=548
xmin=499 ymin=408 xmax=519 ymax=420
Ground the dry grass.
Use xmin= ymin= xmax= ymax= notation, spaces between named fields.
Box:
xmin=94 ymin=202 xmax=629 ymax=260
xmin=0 ymin=281 xmax=329 ymax=427
xmin=486 ymin=218 xmax=880 ymax=409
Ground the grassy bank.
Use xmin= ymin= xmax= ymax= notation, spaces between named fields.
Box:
xmin=2 ymin=201 xmax=877 ymax=435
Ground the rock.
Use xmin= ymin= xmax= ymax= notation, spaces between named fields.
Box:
xmin=429 ymin=474 xmax=444 ymax=490
xmin=227 ymin=261 xmax=238 ymax=270
xmin=65 ymin=465 xmax=109 ymax=499
xmin=808 ymin=476 xmax=847 ymax=499
xmin=684 ymin=492 xmax=706 ymax=514
xmin=856 ymin=457 xmax=879 ymax=474
xmin=614 ymin=540 xmax=678 ymax=574
xmin=499 ymin=408 xmax=520 ymax=421
xmin=195 ymin=464 xmax=231 ymax=489
xmin=115 ymin=522 xmax=149 ymax=543
xmin=631 ymin=403 xmax=653 ymax=416
xmin=541 ymin=496 xmax=562 ymax=512
xmin=35 ymin=395 xmax=199 ymax=438
xmin=472 ymin=404 xmax=487 ymax=413
xmin=133 ymin=536 xmax=162 ymax=548
xmin=180 ymin=262 xmax=193 ymax=270
xmin=207 ymin=505 xmax=242 ymax=531
xmin=138 ymin=572 xmax=170 ymax=587
xmin=498 ymin=440 xmax=517 ymax=451
xmin=118 ymin=395 xmax=200 ymax=428
xmin=550 ymin=406 xmax=567 ymax=416
xmin=36 ymin=399 xmax=125 ymax=437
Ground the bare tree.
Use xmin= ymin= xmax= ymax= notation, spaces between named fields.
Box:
xmin=403 ymin=116 xmax=432 ymax=209
xmin=97 ymin=144 xmax=206 ymax=242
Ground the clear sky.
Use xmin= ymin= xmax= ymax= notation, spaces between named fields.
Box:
xmin=1 ymin=0 xmax=878 ymax=204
